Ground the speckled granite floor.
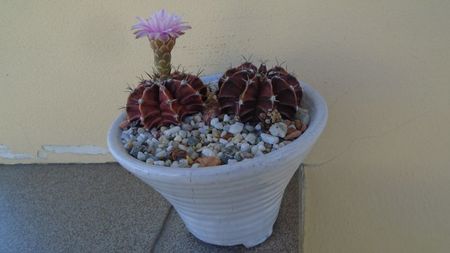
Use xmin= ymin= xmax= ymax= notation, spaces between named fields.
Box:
xmin=0 ymin=163 xmax=302 ymax=253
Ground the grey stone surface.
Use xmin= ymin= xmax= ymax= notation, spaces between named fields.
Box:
xmin=153 ymin=170 xmax=301 ymax=253
xmin=0 ymin=163 xmax=171 ymax=253
xmin=0 ymin=163 xmax=303 ymax=253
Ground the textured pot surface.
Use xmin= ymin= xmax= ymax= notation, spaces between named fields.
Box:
xmin=107 ymin=74 xmax=328 ymax=247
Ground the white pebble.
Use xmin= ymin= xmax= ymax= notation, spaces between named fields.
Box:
xmin=163 ymin=126 xmax=181 ymax=136
xmin=179 ymin=130 xmax=187 ymax=138
xmin=137 ymin=152 xmax=147 ymax=161
xmin=245 ymin=124 xmax=254 ymax=131
xmin=192 ymin=163 xmax=200 ymax=168
xmin=210 ymin=118 xmax=224 ymax=130
xmin=173 ymin=135 xmax=182 ymax=142
xmin=146 ymin=158 xmax=154 ymax=164
xmin=219 ymin=138 xmax=229 ymax=145
xmin=269 ymin=122 xmax=288 ymax=138
xmin=154 ymin=161 xmax=165 ymax=166
xmin=255 ymin=123 xmax=262 ymax=131
xmin=228 ymin=122 xmax=244 ymax=134
xmin=260 ymin=133 xmax=278 ymax=145
xmin=194 ymin=114 xmax=202 ymax=123
xmin=155 ymin=151 xmax=167 ymax=159
xmin=251 ymin=145 xmax=259 ymax=155
xmin=244 ymin=133 xmax=257 ymax=144
xmin=240 ymin=143 xmax=251 ymax=152
xmin=223 ymin=114 xmax=231 ymax=122
xmin=201 ymin=148 xmax=216 ymax=157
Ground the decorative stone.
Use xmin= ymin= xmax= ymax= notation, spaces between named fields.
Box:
xmin=228 ymin=122 xmax=244 ymax=134
xmin=260 ymin=133 xmax=279 ymax=145
xmin=240 ymin=143 xmax=251 ymax=152
xmin=155 ymin=150 xmax=167 ymax=159
xmin=244 ymin=133 xmax=257 ymax=144
xmin=145 ymin=158 xmax=154 ymax=164
xmin=210 ymin=118 xmax=224 ymax=129
xmin=179 ymin=130 xmax=187 ymax=138
xmin=163 ymin=126 xmax=180 ymax=136
xmin=137 ymin=151 xmax=147 ymax=161
xmin=223 ymin=114 xmax=231 ymax=122
xmin=285 ymin=130 xmax=302 ymax=140
xmin=196 ymin=156 xmax=221 ymax=166
xmin=269 ymin=122 xmax=288 ymax=138
xmin=153 ymin=160 xmax=165 ymax=166
xmin=201 ymin=148 xmax=216 ymax=157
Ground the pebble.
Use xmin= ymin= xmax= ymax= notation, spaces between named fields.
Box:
xmin=285 ymin=130 xmax=302 ymax=140
xmin=201 ymin=148 xmax=216 ymax=157
xmin=210 ymin=118 xmax=224 ymax=129
xmin=154 ymin=161 xmax=165 ymax=166
xmin=173 ymin=135 xmax=182 ymax=142
xmin=269 ymin=122 xmax=288 ymax=138
xmin=179 ymin=130 xmax=187 ymax=138
xmin=244 ymin=133 xmax=257 ymax=144
xmin=155 ymin=150 xmax=167 ymax=159
xmin=163 ymin=126 xmax=180 ymax=136
xmin=228 ymin=122 xmax=244 ymax=134
xmin=146 ymin=158 xmax=154 ymax=164
xmin=245 ymin=124 xmax=254 ymax=132
xmin=231 ymin=134 xmax=243 ymax=143
xmin=194 ymin=115 xmax=202 ymax=123
xmin=260 ymin=133 xmax=279 ymax=145
xmin=187 ymin=136 xmax=199 ymax=146
xmin=137 ymin=151 xmax=147 ymax=161
xmin=223 ymin=114 xmax=231 ymax=122
xmin=240 ymin=143 xmax=251 ymax=152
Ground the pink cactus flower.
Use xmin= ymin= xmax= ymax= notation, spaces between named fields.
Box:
xmin=132 ymin=9 xmax=191 ymax=41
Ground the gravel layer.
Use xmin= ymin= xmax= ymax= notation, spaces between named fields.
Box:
xmin=121 ymin=110 xmax=309 ymax=167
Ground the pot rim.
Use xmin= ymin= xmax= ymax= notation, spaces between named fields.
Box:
xmin=107 ymin=75 xmax=327 ymax=180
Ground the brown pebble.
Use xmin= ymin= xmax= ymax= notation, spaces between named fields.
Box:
xmin=195 ymin=156 xmax=222 ymax=167
xmin=284 ymin=119 xmax=292 ymax=126
xmin=286 ymin=127 xmax=297 ymax=135
xmin=223 ymin=132 xmax=233 ymax=140
xmin=170 ymin=148 xmax=187 ymax=161
xmin=294 ymin=120 xmax=303 ymax=130
xmin=285 ymin=130 xmax=302 ymax=140
xmin=301 ymin=123 xmax=307 ymax=133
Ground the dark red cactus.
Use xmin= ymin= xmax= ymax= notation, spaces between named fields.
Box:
xmin=123 ymin=73 xmax=207 ymax=129
xmin=218 ymin=62 xmax=302 ymax=122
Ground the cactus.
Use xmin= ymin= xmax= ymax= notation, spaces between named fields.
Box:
xmin=217 ymin=62 xmax=302 ymax=122
xmin=122 ymin=10 xmax=208 ymax=129
xmin=124 ymin=73 xmax=207 ymax=129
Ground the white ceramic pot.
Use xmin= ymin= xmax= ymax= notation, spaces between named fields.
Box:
xmin=107 ymin=74 xmax=327 ymax=247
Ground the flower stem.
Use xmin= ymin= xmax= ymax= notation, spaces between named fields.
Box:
xmin=149 ymin=38 xmax=176 ymax=79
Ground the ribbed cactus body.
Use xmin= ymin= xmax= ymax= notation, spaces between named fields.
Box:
xmin=124 ymin=73 xmax=207 ymax=129
xmin=218 ymin=63 xmax=302 ymax=122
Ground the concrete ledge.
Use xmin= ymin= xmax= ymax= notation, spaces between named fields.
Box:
xmin=0 ymin=163 xmax=302 ymax=253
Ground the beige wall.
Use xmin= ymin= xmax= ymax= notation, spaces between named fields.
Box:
xmin=1 ymin=0 xmax=450 ymax=252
